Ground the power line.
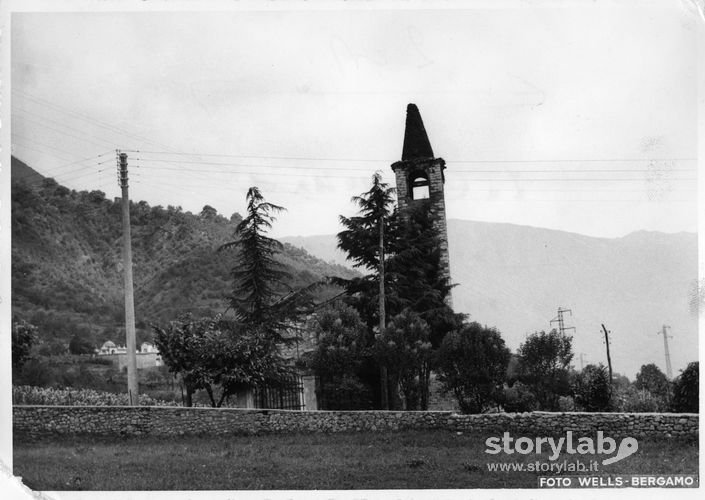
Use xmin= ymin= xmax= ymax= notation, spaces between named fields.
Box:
xmin=131 ymin=163 xmax=697 ymax=182
xmin=12 ymin=133 xmax=98 ymax=161
xmin=124 ymin=155 xmax=697 ymax=174
xmin=127 ymin=148 xmax=697 ymax=164
xmin=12 ymin=89 xmax=180 ymax=153
xmin=14 ymin=106 xmax=121 ymax=149
xmin=13 ymin=113 xmax=119 ymax=150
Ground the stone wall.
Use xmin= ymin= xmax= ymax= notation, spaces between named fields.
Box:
xmin=13 ymin=406 xmax=697 ymax=439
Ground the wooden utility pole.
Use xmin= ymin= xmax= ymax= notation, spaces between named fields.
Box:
xmin=601 ymin=324 xmax=613 ymax=385
xmin=658 ymin=325 xmax=673 ymax=379
xmin=579 ymin=352 xmax=586 ymax=371
xmin=379 ymin=215 xmax=389 ymax=410
xmin=118 ymin=151 xmax=139 ymax=405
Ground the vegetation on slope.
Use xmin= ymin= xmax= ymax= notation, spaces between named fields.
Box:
xmin=11 ymin=156 xmax=356 ymax=353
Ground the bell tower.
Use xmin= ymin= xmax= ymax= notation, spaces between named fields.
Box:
xmin=391 ymin=103 xmax=451 ymax=298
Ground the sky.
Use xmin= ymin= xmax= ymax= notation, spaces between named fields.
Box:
xmin=6 ymin=0 xmax=701 ymax=239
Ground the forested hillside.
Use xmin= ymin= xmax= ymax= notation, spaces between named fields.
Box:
xmin=11 ymin=156 xmax=356 ymax=353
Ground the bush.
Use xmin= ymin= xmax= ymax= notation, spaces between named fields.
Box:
xmin=318 ymin=375 xmax=374 ymax=410
xmin=502 ymin=382 xmax=538 ymax=412
xmin=16 ymin=359 xmax=55 ymax=387
xmin=557 ymin=395 xmax=576 ymax=412
xmin=634 ymin=363 xmax=671 ymax=400
xmin=613 ymin=386 xmax=668 ymax=413
xmin=307 ymin=302 xmax=375 ymax=410
xmin=12 ymin=319 xmax=38 ymax=373
xmin=671 ymin=362 xmax=698 ymax=413
xmin=85 ymin=356 xmax=114 ymax=365
xmin=573 ymin=364 xmax=612 ymax=412
xmin=515 ymin=329 xmax=573 ymax=411
xmin=436 ymin=323 xmax=510 ymax=414
xmin=12 ymin=385 xmax=178 ymax=406
xmin=375 ymin=309 xmax=433 ymax=410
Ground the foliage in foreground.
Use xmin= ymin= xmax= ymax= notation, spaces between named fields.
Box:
xmin=572 ymin=364 xmax=612 ymax=412
xmin=375 ymin=309 xmax=434 ymax=410
xmin=12 ymin=385 xmax=177 ymax=406
xmin=153 ymin=314 xmax=292 ymax=407
xmin=671 ymin=362 xmax=699 ymax=413
xmin=12 ymin=319 xmax=37 ymax=374
xmin=303 ymin=302 xmax=375 ymax=410
xmin=515 ymin=329 xmax=573 ymax=411
xmin=436 ymin=322 xmax=510 ymax=414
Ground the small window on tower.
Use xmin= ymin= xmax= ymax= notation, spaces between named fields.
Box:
xmin=411 ymin=174 xmax=430 ymax=200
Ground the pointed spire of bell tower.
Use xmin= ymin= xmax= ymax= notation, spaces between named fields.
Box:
xmin=401 ymin=103 xmax=434 ymax=161
xmin=391 ymin=103 xmax=452 ymax=306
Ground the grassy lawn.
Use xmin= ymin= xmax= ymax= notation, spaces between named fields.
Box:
xmin=14 ymin=430 xmax=698 ymax=490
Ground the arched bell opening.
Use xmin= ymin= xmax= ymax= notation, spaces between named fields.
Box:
xmin=410 ymin=170 xmax=430 ymax=200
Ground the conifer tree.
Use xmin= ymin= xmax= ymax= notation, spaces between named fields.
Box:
xmin=337 ymin=172 xmax=396 ymax=331
xmin=219 ymin=186 xmax=289 ymax=327
xmin=218 ymin=186 xmax=314 ymax=344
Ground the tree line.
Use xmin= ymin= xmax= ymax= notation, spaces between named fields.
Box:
xmin=11 ymin=174 xmax=700 ymax=413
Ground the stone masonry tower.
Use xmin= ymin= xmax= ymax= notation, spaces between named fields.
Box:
xmin=391 ymin=103 xmax=452 ymax=302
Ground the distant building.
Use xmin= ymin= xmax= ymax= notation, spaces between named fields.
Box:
xmin=96 ymin=340 xmax=126 ymax=355
xmin=140 ymin=342 xmax=159 ymax=354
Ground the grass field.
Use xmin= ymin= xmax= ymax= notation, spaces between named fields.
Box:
xmin=14 ymin=430 xmax=698 ymax=490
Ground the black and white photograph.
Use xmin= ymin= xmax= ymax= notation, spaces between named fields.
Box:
xmin=1 ymin=0 xmax=702 ymax=497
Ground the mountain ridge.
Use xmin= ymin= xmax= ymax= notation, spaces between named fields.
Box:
xmin=283 ymin=219 xmax=698 ymax=379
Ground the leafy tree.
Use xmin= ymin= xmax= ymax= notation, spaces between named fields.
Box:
xmin=612 ymin=372 xmax=631 ymax=391
xmin=502 ymin=382 xmax=539 ymax=412
xmin=374 ymin=309 xmax=434 ymax=410
xmin=12 ymin=319 xmax=37 ymax=374
xmin=573 ymin=364 xmax=612 ymax=412
xmin=338 ymin=172 xmax=396 ymax=274
xmin=153 ymin=314 xmax=291 ymax=407
xmin=200 ymin=204 xmax=218 ymax=219
xmin=634 ymin=363 xmax=671 ymax=399
xmin=436 ymin=322 xmax=511 ymax=414
xmin=69 ymin=333 xmax=95 ymax=355
xmin=306 ymin=302 xmax=374 ymax=409
xmin=671 ymin=362 xmax=698 ymax=413
xmin=516 ymin=329 xmax=573 ymax=410
xmin=17 ymin=359 xmax=55 ymax=387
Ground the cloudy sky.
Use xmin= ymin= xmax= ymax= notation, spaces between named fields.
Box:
xmin=7 ymin=0 xmax=700 ymax=238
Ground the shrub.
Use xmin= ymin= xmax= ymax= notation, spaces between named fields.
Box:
xmin=573 ymin=364 xmax=612 ymax=412
xmin=502 ymin=382 xmax=538 ymax=412
xmin=613 ymin=386 xmax=668 ymax=413
xmin=307 ymin=303 xmax=374 ymax=410
xmin=671 ymin=362 xmax=698 ymax=413
xmin=634 ymin=363 xmax=671 ymax=400
xmin=375 ymin=309 xmax=433 ymax=410
xmin=436 ymin=323 xmax=510 ymax=414
xmin=515 ymin=329 xmax=573 ymax=411
xmin=12 ymin=385 xmax=178 ymax=406
xmin=557 ymin=395 xmax=576 ymax=412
